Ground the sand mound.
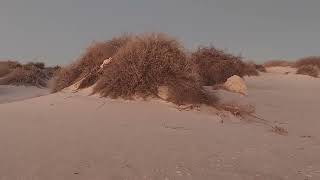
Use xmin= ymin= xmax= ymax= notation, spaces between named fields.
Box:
xmin=224 ymin=75 xmax=248 ymax=95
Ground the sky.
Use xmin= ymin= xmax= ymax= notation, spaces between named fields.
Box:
xmin=0 ymin=0 xmax=320 ymax=65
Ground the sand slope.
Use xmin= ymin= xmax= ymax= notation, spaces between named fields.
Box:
xmin=0 ymin=71 xmax=320 ymax=180
xmin=0 ymin=85 xmax=50 ymax=104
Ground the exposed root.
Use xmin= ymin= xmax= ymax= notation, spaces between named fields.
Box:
xmin=218 ymin=104 xmax=254 ymax=117
xmin=271 ymin=126 xmax=288 ymax=136
xmin=161 ymin=121 xmax=190 ymax=131
xmin=96 ymin=100 xmax=107 ymax=110
xmin=177 ymin=104 xmax=201 ymax=111
xmin=218 ymin=103 xmax=289 ymax=136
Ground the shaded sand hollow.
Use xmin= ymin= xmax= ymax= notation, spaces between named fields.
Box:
xmin=0 ymin=68 xmax=320 ymax=180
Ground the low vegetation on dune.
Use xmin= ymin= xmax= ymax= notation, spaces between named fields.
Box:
xmin=294 ymin=56 xmax=320 ymax=68
xmin=263 ymin=60 xmax=293 ymax=67
xmin=296 ymin=65 xmax=319 ymax=77
xmin=52 ymin=35 xmax=132 ymax=92
xmin=45 ymin=66 xmax=61 ymax=77
xmin=243 ymin=61 xmax=260 ymax=76
xmin=0 ymin=61 xmax=60 ymax=87
xmin=24 ymin=62 xmax=46 ymax=69
xmin=294 ymin=56 xmax=320 ymax=77
xmin=0 ymin=61 xmax=21 ymax=77
xmin=191 ymin=46 xmax=251 ymax=86
xmin=52 ymin=33 xmax=271 ymax=106
xmin=260 ymin=57 xmax=320 ymax=77
xmin=255 ymin=64 xmax=267 ymax=72
xmin=93 ymin=33 xmax=216 ymax=105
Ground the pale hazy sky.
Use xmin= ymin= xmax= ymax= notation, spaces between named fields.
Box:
xmin=1 ymin=0 xmax=320 ymax=65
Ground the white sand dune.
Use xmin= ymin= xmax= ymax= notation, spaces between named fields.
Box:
xmin=0 ymin=69 xmax=320 ymax=180
xmin=266 ymin=66 xmax=297 ymax=74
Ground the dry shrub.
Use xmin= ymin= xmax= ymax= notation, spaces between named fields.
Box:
xmin=296 ymin=65 xmax=319 ymax=77
xmin=191 ymin=46 xmax=246 ymax=85
xmin=25 ymin=62 xmax=45 ymax=69
xmin=93 ymin=33 xmax=216 ymax=106
xmin=243 ymin=61 xmax=259 ymax=76
xmin=44 ymin=66 xmax=61 ymax=77
xmin=255 ymin=64 xmax=266 ymax=72
xmin=0 ymin=61 xmax=21 ymax=77
xmin=0 ymin=65 xmax=50 ymax=87
xmin=52 ymin=35 xmax=132 ymax=92
xmin=51 ymin=65 xmax=80 ymax=92
xmin=263 ymin=60 xmax=293 ymax=67
xmin=294 ymin=56 xmax=320 ymax=68
xmin=166 ymin=75 xmax=217 ymax=105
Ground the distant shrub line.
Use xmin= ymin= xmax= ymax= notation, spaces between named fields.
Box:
xmin=263 ymin=56 xmax=320 ymax=77
xmin=0 ymin=61 xmax=60 ymax=87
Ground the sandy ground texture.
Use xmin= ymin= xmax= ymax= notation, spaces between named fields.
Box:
xmin=0 ymin=68 xmax=320 ymax=180
xmin=0 ymin=85 xmax=50 ymax=104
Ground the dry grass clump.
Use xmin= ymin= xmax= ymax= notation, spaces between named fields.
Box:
xmin=263 ymin=60 xmax=293 ymax=67
xmin=93 ymin=33 xmax=216 ymax=106
xmin=0 ymin=61 xmax=21 ymax=77
xmin=296 ymin=65 xmax=319 ymax=77
xmin=0 ymin=64 xmax=50 ymax=87
xmin=294 ymin=56 xmax=320 ymax=68
xmin=52 ymin=35 xmax=132 ymax=92
xmin=191 ymin=46 xmax=246 ymax=85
